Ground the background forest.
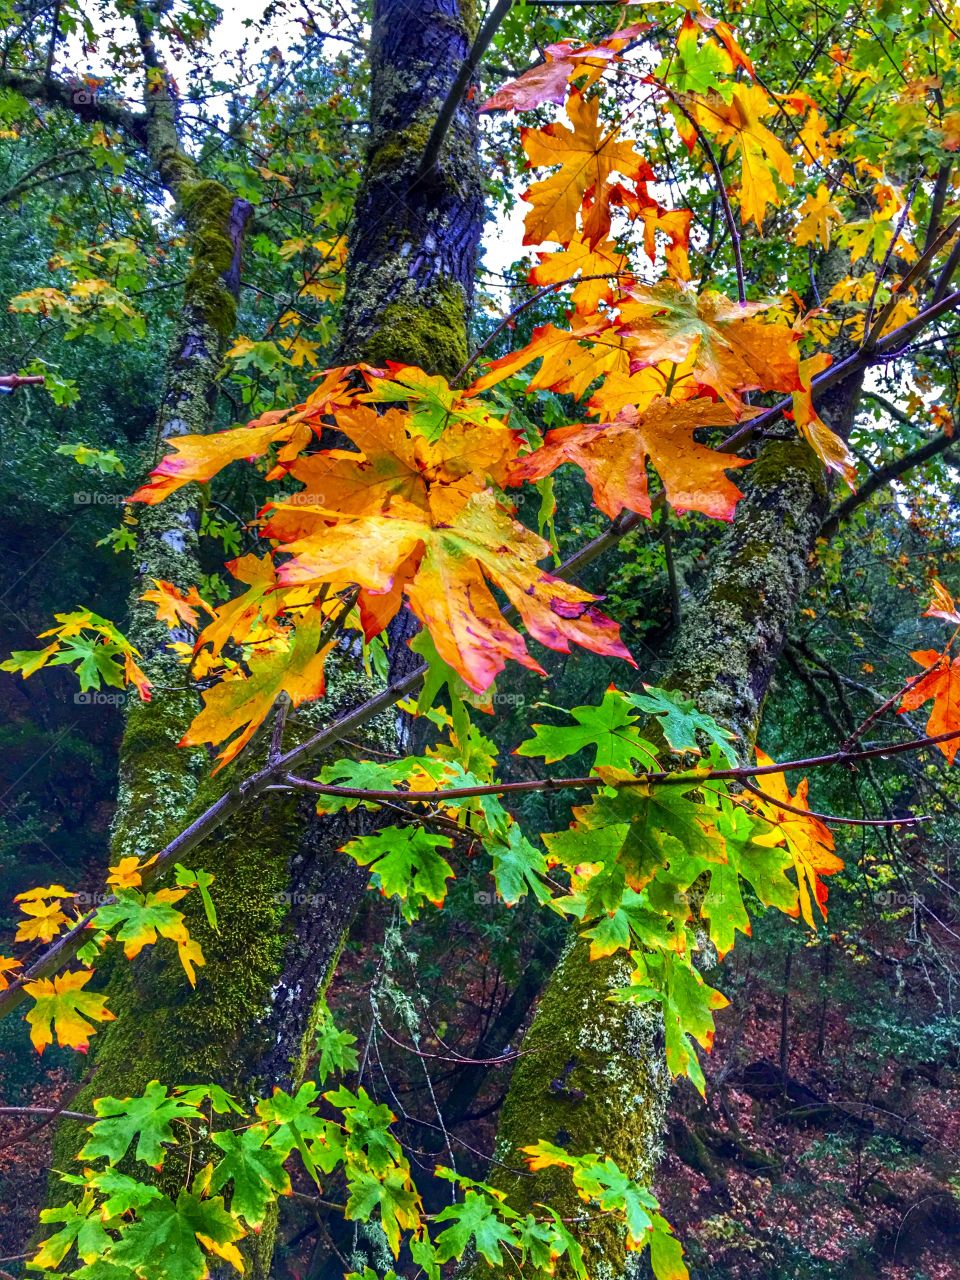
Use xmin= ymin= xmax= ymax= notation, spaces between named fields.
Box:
xmin=0 ymin=0 xmax=958 ymax=1277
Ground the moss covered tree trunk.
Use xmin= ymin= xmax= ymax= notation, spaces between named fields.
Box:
xmin=478 ymin=384 xmax=863 ymax=1277
xmin=47 ymin=4 xmax=484 ymax=1277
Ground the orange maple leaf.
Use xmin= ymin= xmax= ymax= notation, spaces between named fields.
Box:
xmin=181 ymin=601 xmax=334 ymax=770
xmin=470 ymin=315 xmax=632 ymax=398
xmin=509 ymin=397 xmax=751 ymax=521
xmin=751 ymin=749 xmax=843 ymax=928
xmin=527 ymin=234 xmax=630 ymax=313
xmin=129 ymin=365 xmax=367 ymax=504
xmin=272 ymin=488 xmax=634 ymax=694
xmin=899 ymin=649 xmax=960 ymax=764
xmin=520 ymin=89 xmax=650 ymax=246
xmin=617 ymin=281 xmax=802 ymax=410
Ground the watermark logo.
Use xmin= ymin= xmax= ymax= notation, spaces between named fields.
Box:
xmin=874 ymin=890 xmax=924 ymax=908
xmin=74 ymin=491 xmax=128 ymax=506
xmin=74 ymin=690 xmax=131 ymax=707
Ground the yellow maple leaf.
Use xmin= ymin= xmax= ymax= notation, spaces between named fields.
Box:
xmin=521 ymin=88 xmax=649 ymax=246
xmin=795 ymin=184 xmax=842 ymax=251
xmin=24 ymin=970 xmax=115 ymax=1054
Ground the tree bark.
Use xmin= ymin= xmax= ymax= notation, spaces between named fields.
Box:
xmin=475 ymin=394 xmax=864 ymax=1275
xmin=43 ymin=4 xmax=485 ymax=1277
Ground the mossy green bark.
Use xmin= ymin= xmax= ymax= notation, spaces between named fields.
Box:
xmin=473 ymin=432 xmax=841 ymax=1280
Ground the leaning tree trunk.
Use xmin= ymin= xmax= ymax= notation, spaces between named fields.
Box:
xmin=476 ymin=328 xmax=864 ymax=1277
xmin=47 ymin=4 xmax=484 ymax=1278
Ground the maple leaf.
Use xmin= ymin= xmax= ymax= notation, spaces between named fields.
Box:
xmin=899 ymin=649 xmax=960 ymax=763
xmin=209 ymin=1125 xmax=292 ymax=1227
xmin=434 ymin=1191 xmax=518 ymax=1266
xmin=340 ymin=826 xmax=455 ymax=917
xmin=924 ymin=579 xmax=960 ymax=626
xmin=130 ymin=416 xmax=313 ymax=505
xmin=470 ymin=314 xmax=632 ymax=398
xmin=191 ymin=553 xmax=286 ymax=659
xmin=361 ymin=363 xmax=501 ymax=443
xmin=482 ymin=24 xmax=649 ymax=112
xmin=520 ymin=89 xmax=650 ymax=246
xmin=108 ymin=1190 xmax=244 ymax=1280
xmin=527 ymin=234 xmax=630 ymax=313
xmin=750 ymin=750 xmax=843 ymax=927
xmin=107 ymin=853 xmax=158 ymax=891
xmin=275 ymin=488 xmax=633 ymax=693
xmin=180 ymin=602 xmax=334 ymax=770
xmin=0 ymin=954 xmax=21 ymax=990
xmin=790 ymin=352 xmax=856 ymax=485
xmin=688 ymin=84 xmax=795 ymax=229
xmin=24 ymin=969 xmax=115 ymax=1054
xmin=509 ymin=396 xmax=750 ymax=521
xmin=345 ymin=1167 xmax=422 ymax=1257
xmin=795 ymin=183 xmax=842 ymax=250
xmin=617 ymin=281 xmax=802 ymax=409
xmin=141 ymin=579 xmax=212 ymax=629
xmin=610 ymin=183 xmax=693 ymax=280
xmin=15 ymin=885 xmax=75 ymax=943
xmin=129 ymin=365 xmax=365 ymax=504
xmin=516 ymin=686 xmax=659 ymax=770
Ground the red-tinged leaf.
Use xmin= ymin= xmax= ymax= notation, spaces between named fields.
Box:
xmin=924 ymin=579 xmax=960 ymax=626
xmin=900 ymin=649 xmax=960 ymax=764
xmin=520 ymin=89 xmax=651 ymax=246
xmin=750 ymin=750 xmax=843 ymax=928
xmin=482 ymin=24 xmax=650 ymax=112
xmin=509 ymin=396 xmax=751 ymax=521
xmin=275 ymin=490 xmax=633 ymax=694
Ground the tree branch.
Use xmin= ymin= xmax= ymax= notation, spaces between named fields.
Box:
xmin=416 ymin=0 xmax=514 ymax=180
xmin=0 ymin=69 xmax=148 ymax=145
xmin=820 ymin=434 xmax=957 ymax=539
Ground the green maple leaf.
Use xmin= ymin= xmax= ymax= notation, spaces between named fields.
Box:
xmin=71 ymin=1261 xmax=138 ymax=1280
xmin=572 ymin=782 xmax=722 ymax=892
xmin=341 ymin=827 xmax=454 ymax=918
xmin=49 ymin=636 xmax=126 ymax=691
xmin=209 ymin=1124 xmax=291 ymax=1226
xmin=581 ymin=889 xmax=676 ymax=959
xmin=345 ymin=1167 xmax=421 ymax=1256
xmin=79 ymin=1080 xmax=199 ymax=1168
xmin=32 ymin=1192 xmax=111 ymax=1270
xmin=626 ymin=685 xmax=737 ymax=765
xmin=325 ymin=1084 xmax=401 ymax=1174
xmin=85 ymin=1168 xmax=163 ymax=1217
xmin=259 ymin=1081 xmax=326 ymax=1178
xmin=434 ymin=1190 xmax=519 ymax=1266
xmin=315 ymin=1003 xmax=359 ymax=1083
xmin=615 ymin=952 xmax=728 ymax=1093
xmin=487 ymin=823 xmax=551 ymax=905
xmin=92 ymin=892 xmax=188 ymax=958
xmin=700 ymin=861 xmax=751 ymax=958
xmin=716 ymin=799 xmax=798 ymax=914
xmin=571 ymin=1156 xmax=658 ymax=1247
xmin=516 ymin=687 xmax=659 ymax=770
xmin=107 ymin=1190 xmax=242 ymax=1280
xmin=174 ymin=1083 xmax=243 ymax=1115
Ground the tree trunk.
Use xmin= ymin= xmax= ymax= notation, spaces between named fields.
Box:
xmin=46 ymin=5 xmax=484 ymax=1277
xmin=475 ymin=403 xmax=864 ymax=1275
